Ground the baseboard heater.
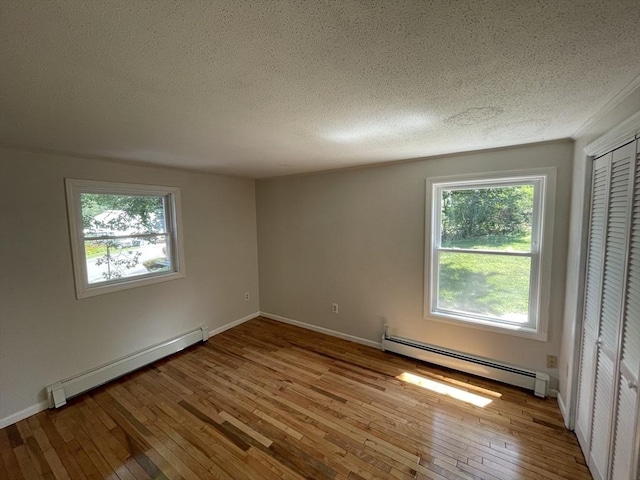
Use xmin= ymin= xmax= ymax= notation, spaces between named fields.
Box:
xmin=46 ymin=326 xmax=209 ymax=408
xmin=381 ymin=331 xmax=549 ymax=397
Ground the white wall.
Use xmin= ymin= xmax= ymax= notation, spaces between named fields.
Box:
xmin=257 ymin=140 xmax=574 ymax=390
xmin=0 ymin=149 xmax=259 ymax=424
xmin=559 ymin=81 xmax=640 ymax=426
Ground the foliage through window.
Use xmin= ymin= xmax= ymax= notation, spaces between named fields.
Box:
xmin=428 ymin=174 xmax=550 ymax=336
xmin=66 ymin=179 xmax=185 ymax=298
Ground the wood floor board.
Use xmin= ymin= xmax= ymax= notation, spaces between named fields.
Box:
xmin=0 ymin=449 xmax=13 ymax=480
xmin=1 ymin=317 xmax=591 ymax=479
xmin=473 ymin=442 xmax=590 ymax=479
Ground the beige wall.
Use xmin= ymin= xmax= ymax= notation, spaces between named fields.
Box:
xmin=5 ymin=89 xmax=635 ymax=426
xmin=0 ymin=149 xmax=259 ymax=422
xmin=257 ymin=140 xmax=574 ymax=390
xmin=559 ymin=83 xmax=640 ymax=425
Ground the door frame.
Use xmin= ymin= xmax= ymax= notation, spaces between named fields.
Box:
xmin=569 ymin=112 xmax=640 ymax=431
xmin=568 ymin=112 xmax=640 ymax=479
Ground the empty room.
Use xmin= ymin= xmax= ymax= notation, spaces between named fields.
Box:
xmin=1 ymin=1 xmax=639 ymax=479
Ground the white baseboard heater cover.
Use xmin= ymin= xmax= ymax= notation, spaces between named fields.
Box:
xmin=46 ymin=326 xmax=209 ymax=408
xmin=381 ymin=332 xmax=549 ymax=397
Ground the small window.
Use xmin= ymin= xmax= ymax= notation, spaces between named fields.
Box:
xmin=65 ymin=179 xmax=185 ymax=298
xmin=426 ymin=171 xmax=554 ymax=339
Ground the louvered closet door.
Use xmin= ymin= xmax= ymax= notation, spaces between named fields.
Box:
xmin=589 ymin=141 xmax=636 ymax=480
xmin=610 ymin=144 xmax=640 ymax=480
xmin=576 ymin=154 xmax=610 ymax=453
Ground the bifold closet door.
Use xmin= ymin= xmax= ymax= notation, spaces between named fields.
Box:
xmin=610 ymin=146 xmax=639 ymax=480
xmin=576 ymin=153 xmax=610 ymax=453
xmin=588 ymin=142 xmax=635 ymax=479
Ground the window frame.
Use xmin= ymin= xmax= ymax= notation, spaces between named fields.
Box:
xmin=425 ymin=169 xmax=556 ymax=341
xmin=65 ymin=178 xmax=186 ymax=299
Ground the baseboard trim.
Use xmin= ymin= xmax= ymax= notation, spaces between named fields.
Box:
xmin=557 ymin=392 xmax=570 ymax=429
xmin=209 ymin=311 xmax=260 ymax=338
xmin=0 ymin=400 xmax=49 ymax=429
xmin=0 ymin=312 xmax=261 ymax=429
xmin=260 ymin=312 xmax=381 ymax=349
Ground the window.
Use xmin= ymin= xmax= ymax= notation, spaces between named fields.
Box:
xmin=426 ymin=171 xmax=555 ymax=340
xmin=66 ymin=179 xmax=185 ymax=298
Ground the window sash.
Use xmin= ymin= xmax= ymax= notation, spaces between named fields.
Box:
xmin=436 ymin=247 xmax=534 ymax=257
xmin=66 ymin=179 xmax=185 ymax=298
xmin=428 ymin=175 xmax=546 ymax=334
xmin=83 ymin=232 xmax=174 ymax=286
xmin=83 ymin=232 xmax=170 ymax=241
xmin=433 ymin=178 xmax=543 ymax=252
xmin=82 ymin=193 xmax=171 ymax=237
xmin=432 ymin=249 xmax=539 ymax=329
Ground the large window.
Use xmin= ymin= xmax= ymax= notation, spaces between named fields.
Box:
xmin=66 ymin=179 xmax=185 ymax=298
xmin=427 ymin=171 xmax=554 ymax=339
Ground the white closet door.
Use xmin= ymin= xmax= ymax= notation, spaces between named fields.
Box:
xmin=610 ymin=146 xmax=640 ymax=480
xmin=590 ymin=142 xmax=635 ymax=480
xmin=576 ymin=154 xmax=610 ymax=452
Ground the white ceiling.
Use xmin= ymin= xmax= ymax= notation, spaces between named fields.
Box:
xmin=1 ymin=1 xmax=639 ymax=178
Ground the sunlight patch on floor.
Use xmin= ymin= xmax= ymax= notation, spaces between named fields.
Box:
xmin=413 ymin=369 xmax=503 ymax=398
xmin=397 ymin=372 xmax=493 ymax=407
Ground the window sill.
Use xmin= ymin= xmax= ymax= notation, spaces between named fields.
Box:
xmin=425 ymin=310 xmax=548 ymax=342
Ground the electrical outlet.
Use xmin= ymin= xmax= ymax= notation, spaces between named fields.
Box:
xmin=244 ymin=292 xmax=250 ymax=301
xmin=331 ymin=303 xmax=339 ymax=314
xmin=546 ymin=354 xmax=558 ymax=369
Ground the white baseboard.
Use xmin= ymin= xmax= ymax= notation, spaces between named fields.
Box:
xmin=0 ymin=400 xmax=49 ymax=429
xmin=209 ymin=311 xmax=260 ymax=337
xmin=557 ymin=392 xmax=570 ymax=429
xmin=47 ymin=326 xmax=209 ymax=409
xmin=0 ymin=312 xmax=261 ymax=430
xmin=260 ymin=312 xmax=381 ymax=349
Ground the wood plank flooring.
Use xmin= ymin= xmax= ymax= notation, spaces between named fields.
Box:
xmin=0 ymin=317 xmax=592 ymax=479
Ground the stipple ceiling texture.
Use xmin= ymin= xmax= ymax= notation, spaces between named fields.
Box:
xmin=1 ymin=1 xmax=639 ymax=178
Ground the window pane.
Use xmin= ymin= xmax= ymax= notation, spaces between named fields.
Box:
xmin=440 ymin=185 xmax=534 ymax=252
xmin=81 ymin=193 xmax=167 ymax=237
xmin=85 ymin=236 xmax=171 ymax=284
xmin=437 ymin=251 xmax=531 ymax=323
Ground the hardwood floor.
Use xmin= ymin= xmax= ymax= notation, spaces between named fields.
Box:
xmin=0 ymin=317 xmax=591 ymax=479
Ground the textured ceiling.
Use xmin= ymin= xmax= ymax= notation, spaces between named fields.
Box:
xmin=1 ymin=0 xmax=639 ymax=178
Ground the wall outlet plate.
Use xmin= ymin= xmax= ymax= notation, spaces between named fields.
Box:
xmin=546 ymin=354 xmax=558 ymax=369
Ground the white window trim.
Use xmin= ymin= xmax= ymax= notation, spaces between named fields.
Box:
xmin=424 ymin=168 xmax=556 ymax=341
xmin=65 ymin=178 xmax=186 ymax=299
